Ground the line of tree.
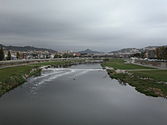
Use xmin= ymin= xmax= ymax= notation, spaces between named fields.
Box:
xmin=131 ymin=46 xmax=167 ymax=60
xmin=0 ymin=46 xmax=5 ymax=61
xmin=131 ymin=52 xmax=145 ymax=58
xmin=16 ymin=52 xmax=20 ymax=59
xmin=0 ymin=46 xmax=13 ymax=61
xmin=54 ymin=54 xmax=62 ymax=58
xmin=6 ymin=51 xmax=11 ymax=60
xmin=54 ymin=53 xmax=77 ymax=58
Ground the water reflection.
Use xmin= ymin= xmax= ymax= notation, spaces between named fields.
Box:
xmin=0 ymin=64 xmax=167 ymax=125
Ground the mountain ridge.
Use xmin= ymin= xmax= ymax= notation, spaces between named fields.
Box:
xmin=0 ymin=44 xmax=56 ymax=53
xmin=79 ymin=49 xmax=102 ymax=54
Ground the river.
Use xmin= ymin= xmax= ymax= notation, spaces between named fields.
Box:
xmin=0 ymin=64 xmax=167 ymax=125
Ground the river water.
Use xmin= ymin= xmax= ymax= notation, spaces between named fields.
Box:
xmin=0 ymin=64 xmax=167 ymax=125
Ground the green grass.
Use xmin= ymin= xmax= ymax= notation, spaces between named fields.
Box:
xmin=102 ymin=58 xmax=167 ymax=97
xmin=130 ymin=70 xmax=167 ymax=82
xmin=31 ymin=61 xmax=71 ymax=67
xmin=107 ymin=70 xmax=167 ymax=97
xmin=0 ymin=65 xmax=39 ymax=96
xmin=0 ymin=60 xmax=77 ymax=84
xmin=0 ymin=65 xmax=34 ymax=83
xmin=102 ymin=58 xmax=154 ymax=70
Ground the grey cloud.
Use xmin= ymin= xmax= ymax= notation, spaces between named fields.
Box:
xmin=0 ymin=0 xmax=167 ymax=51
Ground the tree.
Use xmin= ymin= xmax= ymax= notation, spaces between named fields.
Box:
xmin=6 ymin=51 xmax=11 ymax=60
xmin=54 ymin=54 xmax=61 ymax=58
xmin=0 ymin=46 xmax=4 ymax=61
xmin=62 ymin=53 xmax=73 ymax=58
xmin=156 ymin=46 xmax=167 ymax=60
xmin=131 ymin=52 xmax=145 ymax=58
xmin=16 ymin=52 xmax=20 ymax=59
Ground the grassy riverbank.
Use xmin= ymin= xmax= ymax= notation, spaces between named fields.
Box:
xmin=0 ymin=59 xmax=84 ymax=96
xmin=101 ymin=59 xmax=153 ymax=70
xmin=102 ymin=59 xmax=167 ymax=97
xmin=130 ymin=70 xmax=167 ymax=82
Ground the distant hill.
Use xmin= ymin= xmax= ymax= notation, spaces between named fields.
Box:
xmin=110 ymin=48 xmax=143 ymax=54
xmin=0 ymin=44 xmax=56 ymax=53
xmin=79 ymin=49 xmax=102 ymax=54
xmin=109 ymin=45 xmax=167 ymax=54
xmin=144 ymin=46 xmax=162 ymax=50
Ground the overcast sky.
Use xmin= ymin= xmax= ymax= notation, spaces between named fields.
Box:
xmin=0 ymin=0 xmax=167 ymax=51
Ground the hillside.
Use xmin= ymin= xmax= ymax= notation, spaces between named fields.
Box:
xmin=79 ymin=49 xmax=102 ymax=54
xmin=0 ymin=44 xmax=56 ymax=53
xmin=110 ymin=48 xmax=142 ymax=54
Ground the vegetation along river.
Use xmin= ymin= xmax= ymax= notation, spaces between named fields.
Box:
xmin=0 ymin=64 xmax=167 ymax=125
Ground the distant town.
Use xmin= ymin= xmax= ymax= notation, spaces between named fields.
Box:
xmin=0 ymin=44 xmax=167 ymax=61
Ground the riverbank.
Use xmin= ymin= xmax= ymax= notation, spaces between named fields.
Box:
xmin=102 ymin=58 xmax=167 ymax=97
xmin=0 ymin=59 xmax=88 ymax=96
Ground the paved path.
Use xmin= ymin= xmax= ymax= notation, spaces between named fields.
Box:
xmin=126 ymin=69 xmax=163 ymax=72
